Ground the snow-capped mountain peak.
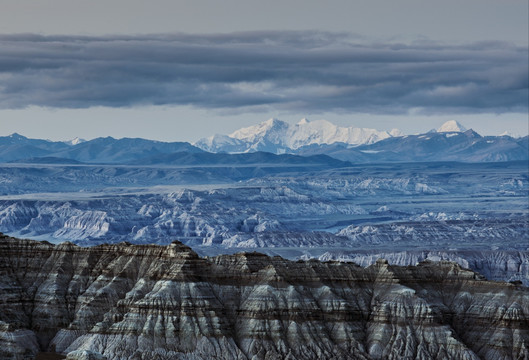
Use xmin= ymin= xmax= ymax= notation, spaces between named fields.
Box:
xmin=230 ymin=118 xmax=289 ymax=142
xmin=193 ymin=134 xmax=247 ymax=153
xmin=389 ymin=128 xmax=404 ymax=137
xmin=64 ymin=137 xmax=86 ymax=146
xmin=7 ymin=133 xmax=27 ymax=140
xmin=437 ymin=120 xmax=467 ymax=133
xmin=297 ymin=118 xmax=310 ymax=125
xmin=498 ymin=131 xmax=520 ymax=138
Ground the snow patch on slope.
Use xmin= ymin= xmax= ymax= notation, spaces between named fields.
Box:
xmin=63 ymin=137 xmax=86 ymax=146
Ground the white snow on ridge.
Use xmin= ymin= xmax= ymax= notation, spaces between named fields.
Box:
xmin=445 ymin=133 xmax=459 ymax=138
xmin=288 ymin=119 xmax=391 ymax=149
xmin=498 ymin=131 xmax=522 ymax=138
xmin=194 ymin=134 xmax=247 ymax=153
xmin=230 ymin=118 xmax=289 ymax=143
xmin=193 ymin=118 xmax=506 ymax=155
xmin=389 ymin=128 xmax=403 ymax=137
xmin=196 ymin=118 xmax=399 ymax=153
xmin=64 ymin=137 xmax=86 ymax=146
xmin=230 ymin=118 xmax=394 ymax=148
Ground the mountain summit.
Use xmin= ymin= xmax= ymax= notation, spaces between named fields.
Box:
xmin=64 ymin=137 xmax=86 ymax=146
xmin=195 ymin=118 xmax=397 ymax=154
xmin=437 ymin=120 xmax=468 ymax=133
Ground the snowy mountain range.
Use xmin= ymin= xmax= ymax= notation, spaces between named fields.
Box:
xmin=195 ymin=118 xmax=400 ymax=153
xmin=194 ymin=118 xmax=528 ymax=162
xmin=0 ymin=119 xmax=527 ymax=164
xmin=299 ymin=129 xmax=529 ymax=163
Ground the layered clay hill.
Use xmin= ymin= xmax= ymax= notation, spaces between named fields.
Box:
xmin=0 ymin=234 xmax=527 ymax=360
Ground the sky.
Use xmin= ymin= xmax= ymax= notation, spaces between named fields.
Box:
xmin=0 ymin=0 xmax=527 ymax=142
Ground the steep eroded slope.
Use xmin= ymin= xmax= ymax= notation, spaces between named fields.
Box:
xmin=0 ymin=234 xmax=527 ymax=360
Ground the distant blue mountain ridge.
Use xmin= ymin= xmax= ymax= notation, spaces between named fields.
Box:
xmin=1 ymin=125 xmax=527 ymax=165
xmin=297 ymin=129 xmax=529 ymax=163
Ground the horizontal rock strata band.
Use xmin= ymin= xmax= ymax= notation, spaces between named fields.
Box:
xmin=0 ymin=234 xmax=527 ymax=360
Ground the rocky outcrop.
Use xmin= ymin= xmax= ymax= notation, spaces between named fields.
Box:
xmin=337 ymin=218 xmax=529 ymax=247
xmin=0 ymin=234 xmax=528 ymax=360
xmin=317 ymin=249 xmax=529 ymax=286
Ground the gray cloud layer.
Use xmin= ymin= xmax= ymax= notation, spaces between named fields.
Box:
xmin=0 ymin=32 xmax=527 ymax=114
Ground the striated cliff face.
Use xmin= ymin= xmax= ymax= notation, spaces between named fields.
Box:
xmin=0 ymin=234 xmax=528 ymax=360
xmin=316 ymin=249 xmax=529 ymax=286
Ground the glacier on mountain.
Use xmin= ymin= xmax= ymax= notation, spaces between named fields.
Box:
xmin=195 ymin=118 xmax=396 ymax=153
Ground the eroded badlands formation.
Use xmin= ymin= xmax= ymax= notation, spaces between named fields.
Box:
xmin=0 ymin=234 xmax=527 ymax=360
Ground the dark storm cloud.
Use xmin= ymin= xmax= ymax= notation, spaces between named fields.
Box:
xmin=0 ymin=32 xmax=526 ymax=114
